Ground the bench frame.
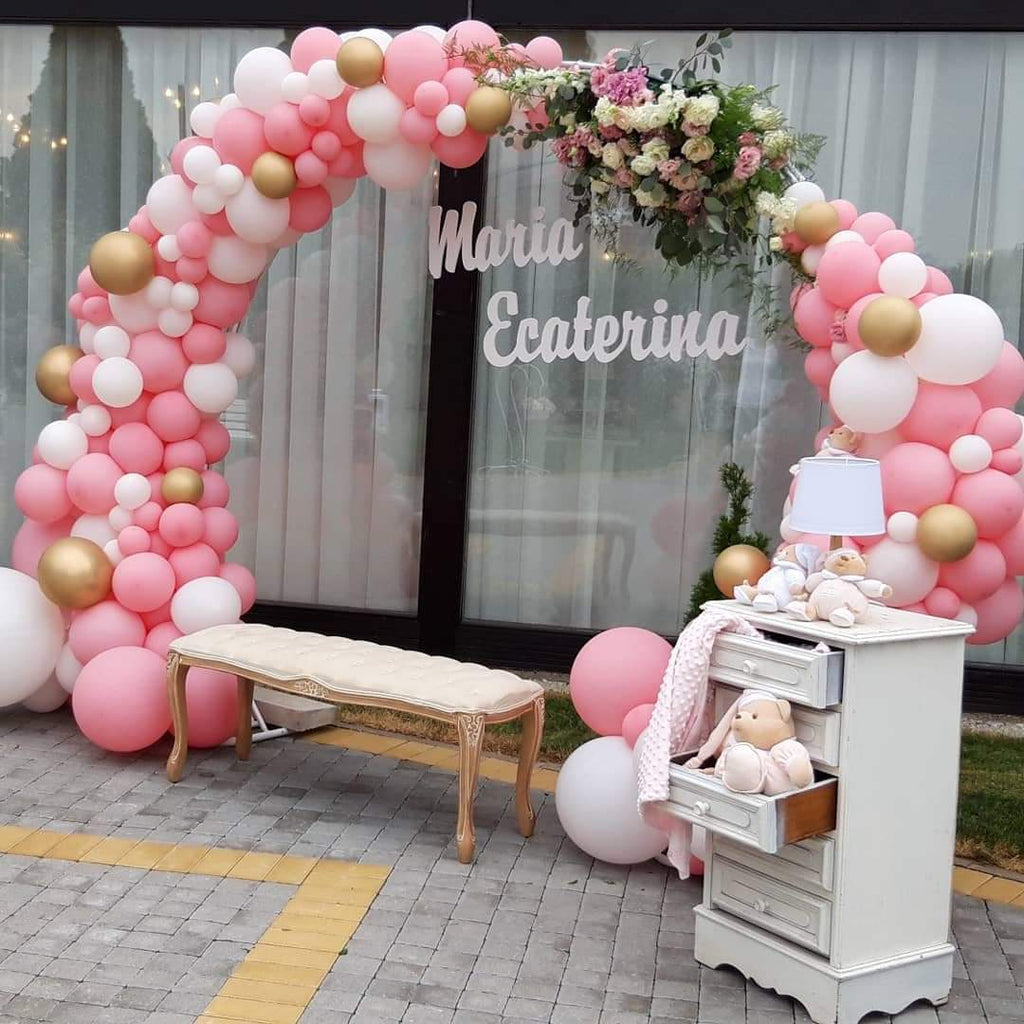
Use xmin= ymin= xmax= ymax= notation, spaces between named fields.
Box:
xmin=165 ymin=650 xmax=546 ymax=863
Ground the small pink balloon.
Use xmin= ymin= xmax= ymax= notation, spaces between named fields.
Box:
xmin=67 ymin=453 xmax=121 ymax=514
xmin=195 ymin=420 xmax=231 ymax=463
xmin=15 ymin=464 xmax=73 ymax=523
xmin=975 ymin=407 xmax=1023 ymax=450
xmin=970 ymin=342 xmax=1024 ymax=410
xmin=176 ymin=256 xmax=209 ymax=283
xmin=170 ymin=136 xmax=205 ymax=176
xmin=440 ymin=67 xmax=477 ymax=106
xmin=145 ymin=621 xmax=184 ymax=659
xmin=880 ymin=443 xmax=955 ymax=516
xmin=108 ymin=394 xmax=152 ymax=428
xmin=87 ymin=433 xmax=111 ymax=455
xmin=198 ymin=470 xmax=230 ymax=508
xmin=147 ymin=391 xmax=202 ymax=443
xmin=996 ymin=514 xmax=1024 ymax=575
xmin=793 ymin=288 xmax=838 ymax=348
xmin=69 ymin=354 xmax=101 ymax=404
xmin=953 ymin=469 xmax=1024 ymax=540
xmin=901 ymin=602 xmax=928 ymax=614
xmin=11 ymin=518 xmax=71 ymax=576
xmin=118 ymin=525 xmax=151 ymax=556
xmin=153 ymin=251 xmax=178 ymax=280
xmin=311 ymin=130 xmax=342 ymax=162
xmin=569 ymin=627 xmax=671 ymax=736
xmin=68 ymin=293 xmax=85 ymax=318
xmin=176 ymin=221 xmax=212 ymax=259
xmin=112 ymin=552 xmax=177 ymax=613
xmin=898 ymin=383 xmax=982 ymax=450
xmin=524 ymin=36 xmax=563 ymax=70
xmin=173 ymin=668 xmax=238 ymax=748
xmin=621 ymin=703 xmax=655 ymax=748
xmin=295 ymin=151 xmax=329 ymax=187
xmin=134 ymin=501 xmax=163 ymax=532
xmin=142 ymin=599 xmax=172 ymax=629
xmin=109 ymin=423 xmax=164 ymax=476
xmin=912 ymin=291 xmax=937 ymax=308
xmin=289 ymin=186 xmax=332 ymax=233
xmin=992 ymin=449 xmax=1023 ymax=476
xmin=924 ymin=586 xmax=962 ymax=619
xmin=383 ymin=31 xmax=449 ymax=104
xmin=850 ymin=211 xmax=897 ymax=245
xmin=202 ymin=506 xmax=239 ymax=553
xmin=158 ymin=503 xmax=206 ymax=548
xmin=169 ymin=541 xmax=222 ymax=587
xmin=68 ymin=600 xmax=147 ymax=664
xmin=212 ymin=108 xmax=268 ymax=173
xmin=432 ymin=128 xmax=488 ymax=169
xmin=78 ymin=266 xmax=105 ymax=297
xmin=82 ymin=296 xmax=112 ymax=325
xmin=130 ymin=331 xmax=188 ymax=393
xmin=815 ymin=243 xmax=881 ymax=309
xmin=925 ymin=266 xmax=954 ymax=296
xmin=938 ymin=540 xmax=1006 ymax=604
xmin=842 ymin=292 xmax=884 ymax=349
xmin=969 ymin=578 xmax=1024 ymax=645
xmin=182 ymin=323 xmax=227 ymax=365
xmin=220 ymin=562 xmax=257 ymax=613
xmin=194 ymin=278 xmax=251 ymax=328
xmin=290 ymin=26 xmax=341 ymax=73
xmin=829 ymin=199 xmax=858 ymax=230
xmin=400 ymin=107 xmax=439 ymax=145
xmin=163 ymin=439 xmax=207 ymax=473
xmin=804 ymin=349 xmax=836 ymax=391
xmin=325 ymin=93 xmax=360 ymax=146
xmin=413 ymin=80 xmax=449 ymax=117
xmin=201 ymin=210 xmax=234 ymax=236
xmin=265 ymin=102 xmax=315 ymax=156
xmin=72 ymin=646 xmax=172 ymax=753
xmin=298 ymin=94 xmax=331 ymax=127
xmin=147 ymin=474 xmax=166 ymax=507
xmin=872 ymin=229 xmax=915 ymax=261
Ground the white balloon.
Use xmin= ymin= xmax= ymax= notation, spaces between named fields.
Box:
xmin=158 ymin=308 xmax=193 ymax=338
xmin=193 ymin=182 xmax=227 ymax=215
xmin=145 ymin=275 xmax=174 ymax=309
xmin=325 ymin=177 xmax=357 ymax=207
xmin=92 ymin=356 xmax=144 ymax=408
xmin=190 ymin=101 xmax=223 ymax=138
xmin=0 ymin=569 xmax=64 ymax=707
xmin=22 ymin=674 xmax=68 ymax=713
xmin=308 ymin=59 xmax=345 ymax=100
xmin=184 ymin=362 xmax=239 ymax=414
xmin=800 ymin=243 xmax=824 ymax=276
xmin=363 ymin=138 xmax=433 ymax=191
xmin=107 ymin=506 xmax=133 ymax=532
xmin=830 ymin=341 xmax=854 ymax=364
xmin=865 ymin=538 xmax=939 ymax=607
xmin=156 ymin=234 xmax=182 ymax=262
xmin=115 ymin=472 xmax=151 ymax=510
xmin=226 ymin=180 xmax=291 ymax=244
xmin=38 ymin=420 xmax=88 ymax=469
xmin=220 ymin=92 xmax=242 ymax=110
xmin=555 ymin=737 xmax=667 ymax=865
xmin=783 ymin=181 xmax=826 ymax=210
xmin=171 ymin=575 xmax=242 ymax=634
xmin=146 ymin=175 xmax=198 ymax=235
xmin=78 ymin=322 xmax=98 ymax=353
xmin=825 ymin=230 xmax=864 ymax=249
xmin=93 ymin=325 xmax=131 ymax=360
xmin=281 ymin=71 xmax=311 ymax=102
xmin=348 ymin=85 xmax=406 ymax=143
xmin=103 ymin=538 xmax=124 ymax=566
xmin=949 ymin=434 xmax=993 ymax=474
xmin=904 ymin=294 xmax=1004 ymax=386
xmin=170 ymin=282 xmax=200 ymax=312
xmin=223 ymin=333 xmax=256 ymax=378
xmin=887 ymin=511 xmax=918 ymax=543
xmin=110 ymin=290 xmax=160 ymax=333
xmin=878 ymin=252 xmax=927 ymax=298
xmin=414 ymin=24 xmax=447 ymax=41
xmin=79 ymin=404 xmax=111 ymax=438
xmin=435 ymin=103 xmax=468 ymax=138
xmin=214 ymin=163 xmax=245 ymax=196
xmin=207 ymin=235 xmax=269 ymax=284
xmin=71 ymin=514 xmax=117 ymax=548
xmin=358 ymin=28 xmax=392 ymax=51
xmin=55 ymin=643 xmax=82 ymax=694
xmin=182 ymin=144 xmax=221 ymax=186
xmin=233 ymin=46 xmax=293 ymax=114
xmin=829 ymin=351 xmax=919 ymax=433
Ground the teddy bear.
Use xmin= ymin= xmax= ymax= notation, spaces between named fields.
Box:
xmin=734 ymin=542 xmax=821 ymax=613
xmin=683 ymin=689 xmax=814 ymax=796
xmin=785 ymin=547 xmax=892 ymax=627
xmin=789 ymin=424 xmax=861 ymax=477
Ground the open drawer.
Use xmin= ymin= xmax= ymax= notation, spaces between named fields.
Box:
xmin=660 ymin=757 xmax=837 ymax=854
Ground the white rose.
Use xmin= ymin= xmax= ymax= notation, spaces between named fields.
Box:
xmin=769 ymin=236 xmax=784 ymax=252
xmin=591 ymin=179 xmax=610 ymax=195
xmin=681 ymin=136 xmax=715 ymax=162
xmin=594 ymin=97 xmax=618 ymax=127
xmin=684 ymin=94 xmax=720 ymax=127
xmin=602 ymin=143 xmax=623 ymax=170
xmin=642 ymin=138 xmax=670 ymax=163
xmin=630 ymin=154 xmax=657 ymax=177
xmin=751 ymin=103 xmax=784 ymax=130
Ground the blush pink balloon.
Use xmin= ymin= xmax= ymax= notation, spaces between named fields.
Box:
xmin=68 ymin=293 xmax=85 ymax=318
xmin=953 ymin=470 xmax=1024 ymax=540
xmin=201 ymin=209 xmax=234 ymax=235
xmin=159 ymin=503 xmax=205 ymax=548
xmin=432 ymin=128 xmax=488 ymax=169
xmin=176 ymin=668 xmax=238 ymax=748
xmin=925 ymin=267 xmax=954 ymax=296
xmin=400 ymin=108 xmax=439 ymax=145
xmin=311 ymin=130 xmax=342 ymax=162
xmin=87 ymin=434 xmax=111 ymax=455
xmin=924 ymin=586 xmax=961 ymax=619
xmin=145 ymin=621 xmax=184 ymax=659
xmin=202 ymin=506 xmax=239 ymax=553
xmin=69 ymin=354 xmax=101 ymax=404
xmin=194 ymin=278 xmax=251 ymax=328
xmin=68 ymin=600 xmax=147 ymax=664
xmin=569 ymin=627 xmax=672 ymax=736
xmin=992 ymin=449 xmax=1023 ymax=476
xmin=130 ymin=331 xmax=188 ymax=393
xmin=843 ymin=292 xmax=884 ymax=350
xmin=912 ymin=292 xmax=937 ymax=308
xmin=11 ymin=518 xmax=71 ymax=576
xmin=328 ymin=145 xmax=366 ymax=179
xmin=975 ymin=408 xmax=1023 ymax=450
xmin=938 ymin=540 xmax=1006 ymax=604
xmin=290 ymin=26 xmax=341 ymax=73
xmin=445 ymin=19 xmax=501 ymax=54
xmin=169 ymin=541 xmax=222 ymax=587
xmin=850 ymin=212 xmax=896 ymax=245
xmin=212 ymin=108 xmax=268 ymax=173
xmin=265 ymin=102 xmax=315 ymax=156
xmin=195 ymin=420 xmax=231 ymax=463
xmin=176 ymin=256 xmax=209 ymax=283
xmin=621 ymin=703 xmax=655 ymax=748
xmin=872 ymin=229 xmax=915 ymax=261
xmin=898 ymin=383 xmax=982 ymax=450
xmin=804 ymin=349 xmax=836 ymax=391
xmin=78 ymin=266 xmax=105 ymax=297
xmin=67 ymin=453 xmax=121 ymax=514
xmin=880 ymin=443 xmax=955 ymax=515
xmin=414 ymin=80 xmax=449 ymax=117
xmin=118 ymin=525 xmax=151 ymax=556
xmin=109 ymin=423 xmax=164 ymax=475
xmin=384 ymin=31 xmax=449 ymax=104
xmin=997 ymin=514 xmax=1024 ymax=575
xmin=170 ymin=135 xmax=205 ymax=176
xmin=829 ymin=199 xmax=858 ymax=230
xmin=289 ymin=186 xmax=332 ymax=232
xmin=524 ymin=36 xmax=563 ymax=70
xmin=163 ymin=439 xmax=206 ymax=473
xmin=198 ymin=470 xmax=230 ymax=508
xmin=298 ymin=94 xmax=330 ymax=127
xmin=970 ymin=342 xmax=1024 ymax=410
xmin=112 ymin=552 xmax=177 ymax=612
xmin=141 ymin=599 xmax=172 ymax=629
xmin=82 ymin=296 xmax=112 ymax=325
xmin=108 ymin=394 xmax=152 ymax=428
xmin=147 ymin=391 xmax=202 ymax=443
xmin=295 ymin=151 xmax=328 ymax=187
xmin=72 ymin=646 xmax=172 ymax=753
xmin=440 ymin=67 xmax=477 ymax=106
xmin=793 ymin=288 xmax=838 ymax=348
xmin=325 ymin=93 xmax=360 ymax=146
xmin=133 ymin=501 xmax=163 ymax=532
xmin=220 ymin=562 xmax=257 ymax=613
xmin=815 ymin=243 xmax=881 ymax=310
xmin=969 ymin=579 xmax=1024 ymax=645
xmin=182 ymin=323 xmax=227 ymax=364
xmin=176 ymin=221 xmax=212 ymax=259
xmin=15 ymin=464 xmax=72 ymax=523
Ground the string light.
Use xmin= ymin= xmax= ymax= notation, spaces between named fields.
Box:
xmin=191 ymin=85 xmax=200 ymax=96
xmin=164 ymin=87 xmax=174 ymax=98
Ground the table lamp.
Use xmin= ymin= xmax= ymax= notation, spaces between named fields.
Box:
xmin=789 ymin=456 xmax=886 ymax=551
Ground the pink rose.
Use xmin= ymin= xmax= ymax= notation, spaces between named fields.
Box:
xmin=738 ymin=132 xmax=758 ymax=146
xmin=830 ymin=310 xmax=847 ymax=344
xmin=732 ymin=145 xmax=762 ymax=180
xmin=614 ymin=167 xmax=635 ymax=187
xmin=682 ymin=121 xmax=710 ymax=138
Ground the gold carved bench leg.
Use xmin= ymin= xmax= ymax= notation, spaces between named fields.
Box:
xmin=236 ymin=676 xmax=254 ymax=761
xmin=515 ymin=695 xmax=545 ymax=839
xmin=456 ymin=713 xmax=485 ymax=864
xmin=166 ymin=652 xmax=189 ymax=783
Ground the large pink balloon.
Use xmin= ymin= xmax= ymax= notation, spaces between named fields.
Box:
xmin=569 ymin=627 xmax=671 ymax=736
xmin=952 ymin=469 xmax=1024 ymax=539
xmin=842 ymin=292 xmax=883 ymax=350
xmin=937 ymin=541 xmax=1006 ymax=603
xmin=793 ymin=288 xmax=837 ymax=348
xmin=815 ymin=243 xmax=881 ymax=309
xmin=68 ymin=600 xmax=147 ymax=664
xmin=220 ymin=562 xmax=257 ymax=613
xmin=130 ymin=331 xmax=189 ymax=393
xmin=194 ymin=278 xmax=251 ymax=328
xmin=997 ymin=514 xmax=1024 ymax=575
xmin=148 ymin=392 xmax=202 ymax=443
xmin=265 ymin=102 xmax=315 ymax=156
xmin=212 ymin=108 xmax=268 ymax=173
xmin=109 ymin=423 xmax=164 ymax=475
xmin=444 ymin=19 xmax=501 ymax=54
xmin=290 ymin=26 xmax=341 ymax=73
xmin=432 ymin=129 xmax=488 ymax=169
xmin=865 ymin=537 xmax=939 ymax=606
xmin=880 ymin=443 xmax=955 ymax=515
xmin=169 ymin=542 xmax=221 ymax=586
xmin=898 ymin=383 xmax=982 ymax=450
xmin=850 ymin=211 xmax=896 ymax=245
xmin=804 ymin=349 xmax=835 ymax=392
xmin=289 ymin=186 xmax=332 ymax=233
xmin=171 ymin=668 xmax=239 ymax=748
xmin=11 ymin=518 xmax=71 ymax=576
xmin=67 ymin=453 xmax=121 ymax=514
xmin=73 ymin=646 xmax=172 ymax=753
xmin=384 ymin=31 xmax=448 ymax=104
xmin=14 ymin=464 xmax=73 ymax=523
xmin=159 ymin=503 xmax=206 ymax=548
xmin=145 ymin=621 xmax=184 ymax=659
xmin=970 ymin=342 xmax=1024 ymax=410
xmin=872 ymin=229 xmax=915 ymax=261
xmin=969 ymin=579 xmax=1024 ymax=645
xmin=112 ymin=552 xmax=177 ymax=612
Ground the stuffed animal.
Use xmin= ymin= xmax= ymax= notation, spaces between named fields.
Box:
xmin=786 ymin=548 xmax=892 ymax=627
xmin=734 ymin=542 xmax=821 ymax=613
xmin=684 ymin=689 xmax=814 ymax=795
xmin=789 ymin=424 xmax=861 ymax=476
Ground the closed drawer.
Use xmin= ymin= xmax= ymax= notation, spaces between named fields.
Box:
xmin=714 ymin=834 xmax=835 ymax=894
xmin=660 ymin=760 xmax=837 ymax=854
xmin=710 ymin=855 xmax=833 ymax=954
xmin=711 ymin=633 xmax=843 ymax=709
xmin=715 ymin=685 xmax=841 ymax=769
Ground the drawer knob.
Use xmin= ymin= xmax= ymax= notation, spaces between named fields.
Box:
xmin=742 ymin=659 xmax=757 ymax=675
xmin=752 ymin=898 xmax=770 ymax=914
xmin=693 ymin=800 xmax=711 ymax=816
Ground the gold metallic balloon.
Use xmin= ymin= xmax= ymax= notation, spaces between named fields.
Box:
xmin=162 ymin=467 xmax=205 ymax=505
xmin=713 ymin=544 xmax=772 ymax=598
xmin=89 ymin=230 xmax=155 ymax=296
xmin=858 ymin=295 xmax=922 ymax=357
xmin=252 ymin=151 xmax=297 ymax=199
xmin=36 ymin=345 xmax=84 ymax=406
xmin=794 ymin=201 xmax=840 ymax=245
xmin=465 ymin=86 xmax=513 ymax=135
xmin=916 ymin=504 xmax=978 ymax=564
xmin=335 ymin=37 xmax=385 ymax=88
xmin=37 ymin=537 xmax=113 ymax=610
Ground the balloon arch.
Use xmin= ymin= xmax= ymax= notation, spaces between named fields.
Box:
xmin=5 ymin=20 xmax=1024 ymax=750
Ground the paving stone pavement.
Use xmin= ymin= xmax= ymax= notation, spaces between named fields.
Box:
xmin=1 ymin=708 xmax=1023 ymax=1023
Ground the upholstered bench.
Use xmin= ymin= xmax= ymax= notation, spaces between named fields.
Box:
xmin=164 ymin=624 xmax=546 ymax=863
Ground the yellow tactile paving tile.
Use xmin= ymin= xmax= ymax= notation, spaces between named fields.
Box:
xmin=0 ymin=825 xmax=39 ymax=852
xmin=259 ymin=926 xmax=349 ymax=953
xmin=9 ymin=829 xmax=66 ymax=857
xmin=973 ymin=877 xmax=1024 ymax=903
xmin=284 ymin=898 xmax=367 ymax=922
xmin=219 ymin=977 xmax=315 ymax=1007
xmin=232 ymin=960 xmax=328 ymax=989
xmin=190 ymin=847 xmax=246 ymax=876
xmin=532 ymin=768 xmax=559 ymax=793
xmin=244 ymin=943 xmax=337 ymax=971
xmin=265 ymin=855 xmax=317 ymax=885
xmin=153 ymin=844 xmax=210 ymax=873
xmin=42 ymin=833 xmax=103 ymax=862
xmin=480 ymin=758 xmax=518 ymax=784
xmin=273 ymin=912 xmax=360 ymax=938
xmin=80 ymin=837 xmax=141 ymax=865
xmin=953 ymin=866 xmax=994 ymax=895
xmin=227 ymin=851 xmax=284 ymax=881
xmin=116 ymin=840 xmax=176 ymax=869
xmin=309 ymin=727 xmax=406 ymax=755
xmin=204 ymin=995 xmax=304 ymax=1024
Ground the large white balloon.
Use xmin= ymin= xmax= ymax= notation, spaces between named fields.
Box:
xmin=184 ymin=363 xmax=239 ymax=414
xmin=904 ymin=294 xmax=1004 ymax=385
xmin=0 ymin=569 xmax=65 ymax=708
xmin=115 ymin=472 xmax=151 ymax=510
xmin=171 ymin=576 xmax=242 ymax=634
xmin=829 ymin=350 xmax=919 ymax=433
xmin=207 ymin=235 xmax=269 ymax=284
xmin=347 ymin=85 xmax=405 ymax=144
xmin=190 ymin=101 xmax=223 ymax=138
xmin=110 ymin=289 xmax=160 ymax=334
xmin=878 ymin=252 xmax=927 ymax=298
xmin=233 ymin=46 xmax=293 ymax=114
xmin=865 ymin=538 xmax=939 ymax=607
xmin=92 ymin=357 xmax=144 ymax=409
xmin=22 ymin=674 xmax=68 ymax=713
xmin=71 ymin=514 xmax=118 ymax=549
xmin=783 ymin=181 xmax=826 ymax=210
xmin=38 ymin=420 xmax=88 ymax=469
xmin=363 ymin=139 xmax=433 ymax=191
xmin=226 ymin=180 xmax=291 ymax=244
xmin=308 ymin=59 xmax=345 ymax=100
xmin=146 ymin=175 xmax=198 ymax=235
xmin=182 ymin=144 xmax=221 ymax=186
xmin=555 ymin=736 xmax=667 ymax=865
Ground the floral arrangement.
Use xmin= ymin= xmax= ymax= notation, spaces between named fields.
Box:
xmin=483 ymin=32 xmax=822 ymax=274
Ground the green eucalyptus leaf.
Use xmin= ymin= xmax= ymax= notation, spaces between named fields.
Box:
xmin=704 ymin=196 xmax=724 ymax=212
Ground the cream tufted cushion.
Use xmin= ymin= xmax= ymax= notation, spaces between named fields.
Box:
xmin=169 ymin=623 xmax=543 ymax=717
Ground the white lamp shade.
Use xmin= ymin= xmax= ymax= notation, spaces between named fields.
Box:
xmin=790 ymin=456 xmax=886 ymax=537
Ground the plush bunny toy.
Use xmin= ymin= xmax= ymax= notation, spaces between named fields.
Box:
xmin=734 ymin=542 xmax=821 ymax=614
xmin=786 ymin=548 xmax=892 ymax=627
xmin=684 ymin=689 xmax=814 ymax=796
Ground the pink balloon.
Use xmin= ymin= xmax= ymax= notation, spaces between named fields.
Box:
xmin=311 ymin=130 xmax=342 ymax=162
xmin=108 ymin=394 xmax=152 ymax=428
xmin=87 ymin=433 xmax=111 ymax=455
xmin=202 ymin=506 xmax=239 ymax=553
xmin=569 ymin=627 xmax=671 ymax=736
xmin=969 ymin=579 xmax=1024 ymax=645
xmin=182 ymin=323 xmax=227 ymax=365
xmin=902 ymin=602 xmax=928 ymax=614
xmin=264 ymin=102 xmax=315 ymax=156
xmin=68 ymin=600 xmax=147 ymax=664
xmin=78 ymin=266 xmax=105 ymax=297
xmin=414 ymin=80 xmax=449 ymax=117
xmin=975 ymin=408 xmax=1023 ymax=450
xmin=177 ymin=256 xmax=209 ymax=283
xmin=325 ymin=93 xmax=360 ymax=147
xmin=872 ymin=229 xmax=915 ymax=261
xmin=130 ymin=331 xmax=188 ymax=393
xmin=400 ymin=108 xmax=439 ymax=145
xmin=829 ymin=199 xmax=858 ymax=230
xmin=328 ymin=145 xmax=366 ymax=179
xmin=850 ymin=212 xmax=896 ymax=245
xmin=298 ymin=94 xmax=330 ymax=127
xmin=15 ymin=464 xmax=72 ymax=523
xmin=952 ymin=469 xmax=1024 ymax=540
xmin=68 ymin=293 xmax=85 ymax=319
xmin=201 ymin=209 xmax=234 ymax=235
xmin=109 ymin=423 xmax=164 ymax=476
xmin=145 ymin=621 xmax=184 ymax=659
xmin=170 ymin=136 xmax=205 ymax=176
xmin=73 ymin=645 xmax=172 ymax=753
xmin=11 ymin=518 xmax=71 ymax=576
xmin=621 ymin=703 xmax=655 ymax=748
xmin=898 ymin=383 xmax=982 ymax=450
xmin=289 ymin=186 xmax=332 ymax=233
xmin=198 ymin=470 xmax=230 ymax=508
xmin=290 ymin=26 xmax=341 ymax=73
xmin=925 ymin=267 xmax=954 ymax=296
xmin=212 ymin=108 xmax=268 ymax=173
xmin=938 ymin=541 xmax=1006 ymax=603
xmin=816 ymin=243 xmax=881 ymax=310
xmin=159 ymin=503 xmax=205 ymax=548
xmin=134 ymin=501 xmax=163 ymax=532
xmin=69 ymin=354 xmax=101 ymax=404
xmin=141 ymin=599 xmax=172 ymax=629
xmin=67 ymin=453 xmax=121 ymax=514
xmin=384 ymin=31 xmax=449 ymax=104
xmin=112 ymin=552 xmax=177 ymax=612
xmin=804 ymin=349 xmax=836 ymax=391
xmin=880 ymin=443 xmax=955 ymax=515
xmin=996 ymin=514 xmax=1024 ymax=575
xmin=82 ymin=296 xmax=112 ymax=325
xmin=970 ymin=342 xmax=1024 ymax=410
xmin=295 ymin=151 xmax=329 ymax=187
xmin=440 ymin=67 xmax=477 ymax=106
xmin=194 ymin=278 xmax=251 ymax=328
xmin=912 ymin=292 xmax=937 ymax=308
xmin=793 ymin=288 xmax=838 ymax=348
xmin=195 ymin=420 xmax=231 ymax=463
xmin=445 ymin=19 xmax=501 ymax=54
xmin=146 ymin=474 xmax=166 ymax=509
xmin=524 ymin=36 xmax=563 ymax=70
xmin=842 ymin=292 xmax=884 ymax=349
xmin=169 ymin=541 xmax=222 ymax=587
xmin=118 ymin=525 xmax=151 ymax=556
xmin=163 ymin=439 xmax=206 ymax=473
xmin=176 ymin=668 xmax=238 ymax=748
xmin=147 ymin=391 xmax=202 ymax=443
xmin=992 ymin=449 xmax=1023 ymax=476
xmin=432 ymin=128 xmax=488 ymax=169
xmin=220 ymin=562 xmax=257 ymax=613
xmin=176 ymin=221 xmax=212 ymax=259
xmin=924 ymin=587 xmax=961 ymax=619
